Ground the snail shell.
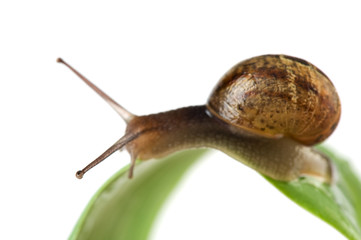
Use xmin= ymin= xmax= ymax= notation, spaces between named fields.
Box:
xmin=207 ymin=55 xmax=341 ymax=145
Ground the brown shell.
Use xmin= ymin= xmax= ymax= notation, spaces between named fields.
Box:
xmin=207 ymin=55 xmax=341 ymax=145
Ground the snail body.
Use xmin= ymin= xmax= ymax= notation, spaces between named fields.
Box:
xmin=58 ymin=54 xmax=340 ymax=182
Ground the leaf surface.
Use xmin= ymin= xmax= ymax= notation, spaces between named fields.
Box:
xmin=69 ymin=149 xmax=208 ymax=240
xmin=266 ymin=147 xmax=361 ymax=240
xmin=70 ymin=147 xmax=361 ymax=240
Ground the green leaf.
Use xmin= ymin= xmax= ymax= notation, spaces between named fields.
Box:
xmin=70 ymin=147 xmax=361 ymax=240
xmin=265 ymin=147 xmax=361 ymax=240
xmin=69 ymin=149 xmax=208 ymax=240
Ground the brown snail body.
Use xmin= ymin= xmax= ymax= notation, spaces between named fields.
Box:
xmin=58 ymin=54 xmax=340 ymax=183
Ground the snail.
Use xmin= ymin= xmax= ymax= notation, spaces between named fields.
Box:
xmin=58 ymin=54 xmax=341 ymax=183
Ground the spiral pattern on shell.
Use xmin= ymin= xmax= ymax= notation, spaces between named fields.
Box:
xmin=207 ymin=54 xmax=341 ymax=145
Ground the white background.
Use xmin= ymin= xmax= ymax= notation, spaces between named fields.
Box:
xmin=1 ymin=1 xmax=360 ymax=239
